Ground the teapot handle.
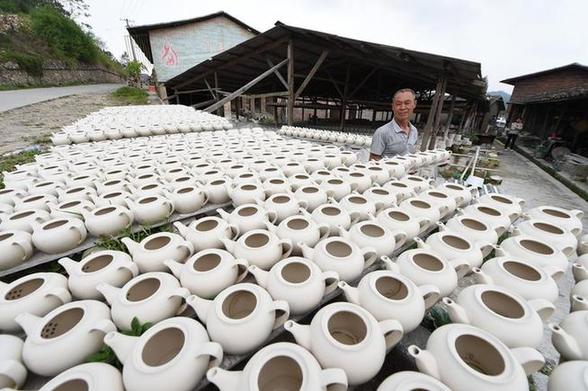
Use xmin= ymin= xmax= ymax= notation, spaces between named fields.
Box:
xmin=11 ymin=239 xmax=31 ymax=261
xmin=271 ymin=300 xmax=290 ymax=330
xmin=362 ymin=247 xmax=378 ymax=268
xmin=45 ymin=287 xmax=72 ymax=303
xmin=233 ymin=258 xmax=249 ymax=282
xmin=195 ymin=341 xmax=224 ymax=369
xmin=320 ymin=368 xmax=348 ymax=390
xmin=392 ymin=230 xmax=408 ymax=250
xmin=322 ymin=270 xmax=339 ymax=296
xmin=118 ymin=207 xmax=134 ymax=226
xmin=280 ymin=239 xmax=293 ymax=258
xmin=379 ymin=318 xmax=404 ymax=352
xmin=163 ymin=199 xmax=174 ymax=215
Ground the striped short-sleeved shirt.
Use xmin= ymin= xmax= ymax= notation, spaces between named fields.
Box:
xmin=370 ymin=118 xmax=418 ymax=158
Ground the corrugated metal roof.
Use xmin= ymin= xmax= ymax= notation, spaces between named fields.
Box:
xmin=165 ymin=21 xmax=486 ymax=101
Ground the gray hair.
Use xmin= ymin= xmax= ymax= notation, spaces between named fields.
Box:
xmin=393 ymin=88 xmax=417 ymax=102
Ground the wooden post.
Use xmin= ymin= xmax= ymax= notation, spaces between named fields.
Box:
xmin=236 ymin=98 xmax=240 ymax=121
xmin=339 ymin=64 xmax=351 ymax=131
xmin=372 ymin=109 xmax=377 ymax=123
xmin=443 ymin=95 xmax=457 ymax=140
xmin=420 ymin=77 xmax=445 ymax=151
xmin=287 ymin=40 xmax=295 ymax=126
xmin=295 ymin=50 xmax=328 ymax=99
xmin=429 ymin=78 xmax=447 ymax=149
xmin=273 ymin=97 xmax=278 ymax=126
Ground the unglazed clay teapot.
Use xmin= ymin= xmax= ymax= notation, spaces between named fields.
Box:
xmin=377 ymin=371 xmax=450 ymax=391
xmin=217 ymin=203 xmax=277 ymax=235
xmin=550 ymin=310 xmax=588 ymax=361
xmin=373 ymin=207 xmax=429 ymax=240
xmin=548 ymin=360 xmax=588 ymax=391
xmin=337 ymin=220 xmax=407 ymax=257
xmin=122 ymin=232 xmax=193 ymax=273
xmin=435 ymin=182 xmax=476 ymax=207
xmin=82 ymin=204 xmax=133 ymax=237
xmin=338 ymin=270 xmax=439 ymax=332
xmin=104 ymin=317 xmax=222 ymax=391
xmin=206 ymin=342 xmax=347 ymax=391
xmin=165 ymin=249 xmax=248 ymax=299
xmin=16 ymin=300 xmax=116 ymax=376
xmin=126 ymin=195 xmax=174 ymax=225
xmin=34 ymin=363 xmax=123 ymax=391
xmin=59 ymin=250 xmax=138 ymax=300
xmin=477 ymin=193 xmax=525 ymax=222
xmin=305 ymin=204 xmax=360 ymax=232
xmin=495 ymin=235 xmax=568 ymax=276
xmin=416 ymin=232 xmax=490 ymax=271
xmin=512 ymin=218 xmax=578 ymax=258
xmin=257 ymin=192 xmax=307 ymax=223
xmin=174 ymin=216 xmax=238 ymax=252
xmin=526 ymin=205 xmax=583 ymax=237
xmin=442 ymin=284 xmax=553 ymax=348
xmin=438 ymin=215 xmax=498 ymax=247
xmin=408 ymin=323 xmax=544 ymax=391
xmin=220 ymin=229 xmax=292 ymax=270
xmin=163 ymin=185 xmax=208 ymax=214
xmin=0 ymin=230 xmax=33 ymax=270
xmin=97 ymin=272 xmax=189 ymax=330
xmin=0 ymin=273 xmax=71 ymax=332
xmin=267 ymin=214 xmax=329 ymax=255
xmin=31 ymin=217 xmax=87 ymax=254
xmin=285 ymin=302 xmax=402 ymax=385
xmin=300 ymin=237 xmax=376 ymax=282
xmin=472 ymin=257 xmax=561 ymax=303
xmin=187 ymin=283 xmax=289 ymax=354
xmin=458 ymin=204 xmax=511 ymax=236
xmin=248 ymin=257 xmax=339 ymax=315
xmin=0 ymin=335 xmax=27 ymax=390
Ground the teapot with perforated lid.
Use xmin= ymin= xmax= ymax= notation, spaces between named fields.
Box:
xmin=16 ymin=300 xmax=116 ymax=376
xmin=0 ymin=272 xmax=71 ymax=332
xmin=284 ymin=302 xmax=403 ymax=385
xmin=408 ymin=323 xmax=544 ymax=391
xmin=104 ymin=317 xmax=222 ymax=391
xmin=186 ymin=283 xmax=289 ymax=355
xmin=206 ymin=342 xmax=347 ymax=391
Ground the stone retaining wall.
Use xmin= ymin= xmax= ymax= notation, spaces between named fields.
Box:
xmin=0 ymin=60 xmax=124 ymax=87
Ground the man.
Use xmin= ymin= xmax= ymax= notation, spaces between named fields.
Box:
xmin=369 ymin=88 xmax=418 ymax=160
xmin=505 ymin=118 xmax=523 ymax=149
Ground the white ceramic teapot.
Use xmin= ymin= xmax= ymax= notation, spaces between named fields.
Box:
xmin=104 ymin=317 xmax=222 ymax=391
xmin=495 ymin=235 xmax=568 ymax=276
xmin=0 ymin=335 xmax=27 ymax=390
xmin=31 ymin=217 xmax=87 ymax=254
xmin=220 ymin=229 xmax=292 ymax=270
xmin=14 ymin=193 xmax=58 ymax=212
xmin=338 ymin=270 xmax=439 ymax=332
xmin=122 ymin=232 xmax=193 ymax=273
xmin=0 ymin=230 xmax=33 ymax=270
xmin=126 ymin=195 xmax=174 ymax=225
xmin=377 ymin=371 xmax=451 ymax=391
xmin=206 ymin=178 xmax=232 ymax=204
xmin=97 ymin=272 xmax=189 ymax=330
xmin=419 ymin=189 xmax=457 ymax=218
xmin=331 ymin=194 xmax=380 ymax=221
xmin=163 ymin=186 xmax=208 ymax=214
xmin=319 ymin=178 xmax=355 ymax=201
xmin=258 ymin=192 xmax=307 ymax=223
xmin=373 ymin=206 xmax=429 ymax=240
xmin=362 ymin=185 xmax=397 ymax=210
xmin=399 ymin=197 xmax=440 ymax=230
xmin=300 ymin=237 xmax=376 ymax=282
xmin=338 ymin=220 xmax=407 ymax=257
xmin=382 ymin=251 xmax=465 ymax=297
xmin=187 ymin=283 xmax=289 ymax=354
xmin=285 ymin=302 xmax=402 ymax=385
xmin=382 ymin=181 xmax=416 ymax=203
xmin=443 ymin=284 xmax=553 ymax=348
xmin=408 ymin=324 xmax=544 ymax=391
xmin=417 ymin=231 xmax=491 ymax=271
xmin=458 ymin=204 xmax=511 ymax=236
xmin=262 ymin=177 xmax=292 ymax=196
xmin=228 ymin=182 xmax=266 ymax=206
xmin=305 ymin=203 xmax=360 ymax=232
xmin=174 ymin=217 xmax=238 ymax=252
xmin=34 ymin=363 xmax=123 ymax=391
xmin=83 ymin=204 xmax=133 ymax=237
xmin=473 ymin=257 xmax=561 ymax=303
xmin=56 ymin=186 xmax=97 ymax=203
xmin=267 ymin=214 xmax=329 ymax=255
xmin=511 ymin=218 xmax=578 ymax=258
xmin=439 ymin=215 xmax=499 ymax=246
xmin=478 ymin=193 xmax=525 ymax=222
xmin=165 ymin=249 xmax=248 ymax=299
xmin=548 ymin=361 xmax=588 ymax=391
xmin=217 ymin=204 xmax=277 ymax=235
xmin=0 ymin=272 xmax=71 ymax=332
xmin=49 ymin=199 xmax=95 ymax=219
xmin=398 ymin=175 xmax=432 ymax=194
xmin=59 ymin=250 xmax=138 ymax=300
xmin=207 ymin=342 xmax=347 ymax=391
xmin=248 ymin=257 xmax=339 ymax=315
xmin=550 ymin=310 xmax=588 ymax=361
xmin=435 ymin=182 xmax=475 ymax=207
xmin=0 ymin=208 xmax=51 ymax=233
xmin=16 ymin=300 xmax=116 ymax=376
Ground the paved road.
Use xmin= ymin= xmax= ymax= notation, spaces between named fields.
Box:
xmin=0 ymin=83 xmax=123 ymax=112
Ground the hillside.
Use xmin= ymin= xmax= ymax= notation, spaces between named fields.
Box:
xmin=0 ymin=0 xmax=124 ymax=86
xmin=488 ymin=90 xmax=511 ymax=104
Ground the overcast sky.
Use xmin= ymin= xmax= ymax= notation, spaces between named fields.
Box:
xmin=83 ymin=0 xmax=588 ymax=93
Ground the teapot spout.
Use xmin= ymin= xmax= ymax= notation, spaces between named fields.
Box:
xmin=173 ymin=221 xmax=190 ymax=238
xmin=207 ymin=367 xmax=242 ymax=391
xmin=163 ymin=259 xmax=183 ymax=279
xmin=96 ymin=282 xmax=121 ymax=304
xmin=15 ymin=313 xmax=42 ymax=336
xmin=284 ymin=320 xmax=312 ymax=350
xmin=409 ymin=345 xmax=441 ymax=380
xmin=186 ymin=294 xmax=212 ymax=324
xmin=442 ymin=297 xmax=470 ymax=324
xmin=219 ymin=237 xmax=236 ymax=252
xmin=216 ymin=208 xmax=230 ymax=220
xmin=550 ymin=323 xmax=583 ymax=361
xmin=58 ymin=256 xmax=80 ymax=275
xmin=121 ymin=237 xmax=140 ymax=256
xmin=103 ymin=331 xmax=138 ymax=364
xmin=248 ymin=265 xmax=269 ymax=288
xmin=338 ymin=281 xmax=360 ymax=305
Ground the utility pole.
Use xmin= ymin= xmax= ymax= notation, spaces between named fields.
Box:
xmin=121 ymin=18 xmax=137 ymax=61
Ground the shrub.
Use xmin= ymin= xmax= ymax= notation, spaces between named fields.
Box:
xmin=11 ymin=52 xmax=43 ymax=76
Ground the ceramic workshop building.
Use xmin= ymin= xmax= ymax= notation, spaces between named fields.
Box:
xmin=127 ymin=12 xmax=259 ymax=83
xmin=502 ymin=63 xmax=588 ymax=155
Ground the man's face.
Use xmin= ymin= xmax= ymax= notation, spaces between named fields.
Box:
xmin=392 ymin=92 xmax=416 ymax=122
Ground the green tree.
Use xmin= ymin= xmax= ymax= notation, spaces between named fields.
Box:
xmin=126 ymin=60 xmax=144 ymax=87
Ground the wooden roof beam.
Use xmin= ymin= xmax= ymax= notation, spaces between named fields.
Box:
xmin=295 ymin=50 xmax=329 ymax=99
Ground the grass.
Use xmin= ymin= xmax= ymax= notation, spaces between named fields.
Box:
xmin=111 ymin=86 xmax=149 ymax=105
xmin=0 ymin=150 xmax=42 ymax=189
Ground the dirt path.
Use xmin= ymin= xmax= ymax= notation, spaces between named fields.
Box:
xmin=0 ymin=92 xmax=158 ymax=155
